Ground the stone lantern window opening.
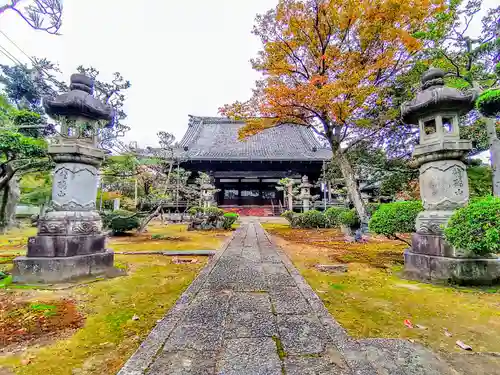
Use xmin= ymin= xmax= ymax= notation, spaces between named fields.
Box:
xmin=422 ymin=117 xmax=437 ymax=137
xmin=56 ymin=116 xmax=107 ymax=147
xmin=419 ymin=113 xmax=460 ymax=144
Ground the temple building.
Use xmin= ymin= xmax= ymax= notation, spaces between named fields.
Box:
xmin=177 ymin=116 xmax=331 ymax=211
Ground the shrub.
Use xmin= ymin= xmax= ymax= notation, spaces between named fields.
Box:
xmin=366 ymin=203 xmax=381 ymax=217
xmin=299 ymin=210 xmax=327 ymax=229
xmin=324 ymin=207 xmax=344 ymax=227
xmin=222 ymin=212 xmax=239 ymax=229
xmin=103 ymin=209 xmax=140 ymax=234
xmin=444 ymin=196 xmax=500 ymax=256
xmin=476 ymin=88 xmax=500 ymax=117
xmin=338 ymin=208 xmax=360 ymax=229
xmin=281 ymin=210 xmax=295 ymax=224
xmin=369 ymin=201 xmax=423 ymax=244
xmin=151 ymin=234 xmax=166 ymax=240
xmin=188 ymin=206 xmax=204 ymax=216
xmin=204 ymin=207 xmax=224 ymax=220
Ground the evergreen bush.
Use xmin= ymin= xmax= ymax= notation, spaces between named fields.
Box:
xmin=103 ymin=209 xmax=140 ymax=234
xmin=369 ymin=201 xmax=423 ymax=244
xmin=338 ymin=208 xmax=360 ymax=229
xmin=476 ymin=88 xmax=500 ymax=117
xmin=187 ymin=206 xmax=204 ymax=216
xmin=366 ymin=202 xmax=381 ymax=217
xmin=281 ymin=210 xmax=295 ymax=224
xmin=204 ymin=207 xmax=224 ymax=220
xmin=444 ymin=196 xmax=500 ymax=256
xmin=222 ymin=212 xmax=239 ymax=229
xmin=298 ymin=210 xmax=327 ymax=229
xmin=324 ymin=207 xmax=345 ymax=227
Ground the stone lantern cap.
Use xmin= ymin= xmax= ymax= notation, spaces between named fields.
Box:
xmin=43 ymin=74 xmax=115 ymax=124
xmin=401 ymin=68 xmax=477 ymax=124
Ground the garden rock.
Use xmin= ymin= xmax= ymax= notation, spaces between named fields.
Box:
xmin=315 ymin=264 xmax=348 ymax=273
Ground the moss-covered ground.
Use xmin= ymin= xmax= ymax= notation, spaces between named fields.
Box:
xmin=0 ymin=221 xmax=232 ymax=375
xmin=263 ymin=223 xmax=500 ymax=354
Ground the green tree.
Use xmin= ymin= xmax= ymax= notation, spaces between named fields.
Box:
xmin=413 ymin=0 xmax=500 ymax=194
xmin=0 ymin=0 xmax=63 ymax=34
xmin=0 ymin=96 xmax=49 ymax=230
xmin=220 ymin=0 xmax=445 ymax=223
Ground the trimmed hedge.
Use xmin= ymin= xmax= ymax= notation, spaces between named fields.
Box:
xmin=338 ymin=208 xmax=360 ymax=229
xmin=444 ymin=196 xmax=500 ymax=256
xmin=222 ymin=212 xmax=239 ymax=229
xmin=324 ymin=207 xmax=345 ymax=227
xmin=103 ymin=209 xmax=140 ymax=234
xmin=369 ymin=201 xmax=423 ymax=242
xmin=300 ymin=210 xmax=327 ymax=229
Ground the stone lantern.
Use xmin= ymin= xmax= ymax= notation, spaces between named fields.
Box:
xmin=12 ymin=74 xmax=116 ymax=284
xmin=201 ymin=182 xmax=216 ymax=209
xmin=298 ymin=175 xmax=313 ymax=212
xmin=401 ymin=68 xmax=498 ymax=283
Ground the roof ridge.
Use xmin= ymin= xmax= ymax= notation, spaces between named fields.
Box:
xmin=188 ymin=115 xmax=243 ymax=124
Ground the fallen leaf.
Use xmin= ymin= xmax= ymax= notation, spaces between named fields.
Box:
xmin=404 ymin=319 xmax=413 ymax=329
xmin=444 ymin=329 xmax=453 ymax=337
xmin=456 ymin=340 xmax=472 ymax=351
xmin=416 ymin=324 xmax=427 ymax=330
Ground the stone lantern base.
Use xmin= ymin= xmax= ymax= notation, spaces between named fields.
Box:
xmin=12 ymin=250 xmax=115 ymax=284
xmin=11 ymin=211 xmax=117 ymax=284
xmin=404 ymin=233 xmax=500 ymax=285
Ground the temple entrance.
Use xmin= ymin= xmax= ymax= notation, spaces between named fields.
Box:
xmin=219 ymin=181 xmax=281 ymax=206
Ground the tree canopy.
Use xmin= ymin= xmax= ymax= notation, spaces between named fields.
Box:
xmin=0 ymin=0 xmax=63 ymax=34
xmin=220 ymin=0 xmax=445 ymax=221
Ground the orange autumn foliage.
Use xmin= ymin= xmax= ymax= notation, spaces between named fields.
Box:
xmin=219 ymin=0 xmax=445 ymax=141
xmin=219 ymin=0 xmax=444 ymax=221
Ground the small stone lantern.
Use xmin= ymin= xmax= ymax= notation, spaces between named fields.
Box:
xmin=298 ymin=175 xmax=313 ymax=212
xmin=12 ymin=74 xmax=116 ymax=284
xmin=201 ymin=182 xmax=216 ymax=209
xmin=400 ymin=68 xmax=499 ymax=283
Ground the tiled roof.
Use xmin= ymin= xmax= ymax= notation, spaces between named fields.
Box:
xmin=177 ymin=116 xmax=332 ymax=162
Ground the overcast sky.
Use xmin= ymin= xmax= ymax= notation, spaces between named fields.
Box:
xmin=0 ymin=0 xmax=496 ymax=155
xmin=0 ymin=0 xmax=277 ymax=148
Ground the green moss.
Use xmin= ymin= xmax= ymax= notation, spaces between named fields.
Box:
xmin=0 ymin=255 xmax=206 ymax=375
xmin=272 ymin=335 xmax=287 ymax=360
xmin=267 ymin=226 xmax=500 ymax=353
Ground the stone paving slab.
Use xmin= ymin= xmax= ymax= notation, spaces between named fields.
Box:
xmin=278 ymin=314 xmax=328 ymax=355
xmin=146 ymin=350 xmax=217 ymax=375
xmin=119 ymin=220 xmax=459 ymax=375
xmin=225 ymin=311 xmax=277 ymax=338
xmin=216 ymin=337 xmax=282 ymax=375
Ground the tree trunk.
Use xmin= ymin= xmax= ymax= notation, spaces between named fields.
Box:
xmin=137 ymin=203 xmax=163 ymax=233
xmin=0 ymin=177 xmax=20 ymax=232
xmin=486 ymin=117 xmax=500 ymax=197
xmin=287 ymin=184 xmax=293 ymax=211
xmin=336 ymin=151 xmax=368 ymax=223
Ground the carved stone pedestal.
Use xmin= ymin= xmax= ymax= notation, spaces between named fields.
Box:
xmin=400 ymin=68 xmax=500 ymax=285
xmin=404 ymin=233 xmax=500 ymax=285
xmin=13 ymin=251 xmax=115 ymax=284
xmin=12 ymin=73 xmax=117 ymax=284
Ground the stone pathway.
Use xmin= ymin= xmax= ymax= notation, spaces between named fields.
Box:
xmin=118 ymin=220 xmax=457 ymax=375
